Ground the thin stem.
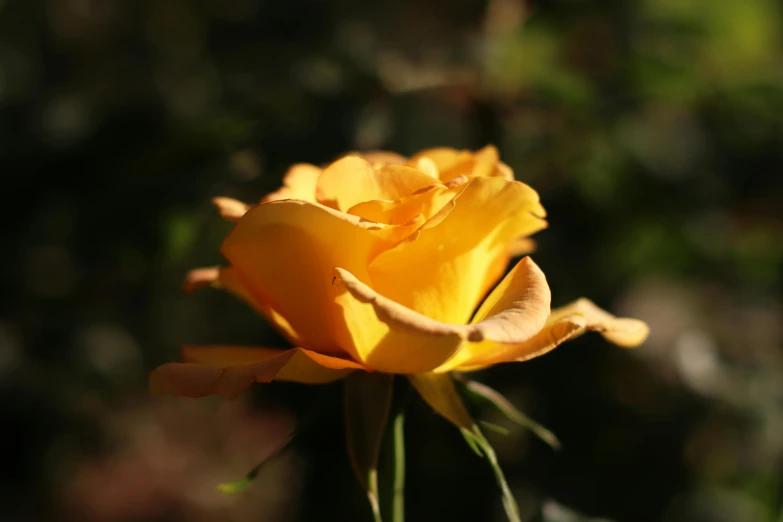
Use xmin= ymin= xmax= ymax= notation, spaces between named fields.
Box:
xmin=380 ymin=377 xmax=412 ymax=522
xmin=390 ymin=407 xmax=406 ymax=522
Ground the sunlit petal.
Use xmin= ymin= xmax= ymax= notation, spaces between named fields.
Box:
xmin=432 ymin=257 xmax=552 ymax=372
xmin=443 ymin=299 xmax=649 ymax=372
xmin=222 ymin=199 xmax=416 ymax=358
xmin=347 ymin=176 xmax=467 ymax=226
xmin=547 ymin=298 xmax=650 ymax=348
xmin=332 ymin=257 xmax=549 ymax=374
xmin=316 ymin=156 xmax=438 ymax=211
xmin=369 ymin=177 xmax=547 ymax=325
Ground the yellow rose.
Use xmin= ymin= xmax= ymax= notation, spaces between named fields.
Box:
xmin=151 ymin=145 xmax=648 ymax=399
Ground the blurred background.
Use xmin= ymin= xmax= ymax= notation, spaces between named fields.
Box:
xmin=2 ymin=0 xmax=782 ymax=520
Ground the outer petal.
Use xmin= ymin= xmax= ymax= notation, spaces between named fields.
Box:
xmin=546 ymin=298 xmax=650 ymax=348
xmin=369 ymin=176 xmax=547 ymax=325
xmin=316 ymin=156 xmax=438 ymax=212
xmin=150 ymin=346 xmax=364 ymax=398
xmin=441 ymin=299 xmax=649 ymax=373
xmin=221 ymin=199 xmax=417 ymax=358
xmin=262 ymin=163 xmax=321 ymax=203
xmin=432 ymin=257 xmax=552 ymax=372
xmin=441 ymin=315 xmax=587 ymax=372
xmin=331 ymin=257 xmax=550 ymax=374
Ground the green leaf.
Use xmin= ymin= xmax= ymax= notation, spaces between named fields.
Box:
xmin=460 ymin=427 xmax=484 ymax=457
xmin=345 ymin=372 xmax=395 ymax=522
xmin=480 ymin=420 xmax=512 ymax=436
xmin=467 ymin=425 xmax=522 ymax=522
xmin=217 ymin=466 xmax=259 ymax=495
xmin=455 ymin=376 xmax=561 ymax=450
xmin=408 ymin=373 xmax=521 ymax=522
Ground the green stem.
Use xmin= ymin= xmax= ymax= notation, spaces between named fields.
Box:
xmin=390 ymin=407 xmax=405 ymax=522
xmin=380 ymin=377 xmax=411 ymax=522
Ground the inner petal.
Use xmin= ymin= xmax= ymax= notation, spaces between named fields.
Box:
xmin=368 ymin=177 xmax=547 ymax=325
xmin=316 ymin=156 xmax=439 ymax=211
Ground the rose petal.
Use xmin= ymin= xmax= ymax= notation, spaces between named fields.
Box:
xmin=546 ymin=298 xmax=650 ymax=348
xmin=262 ymin=163 xmax=321 ymax=203
xmin=368 ymin=176 xmax=547 ymax=325
xmin=442 ymin=315 xmax=587 ymax=372
xmin=431 ymin=257 xmax=552 ymax=371
xmin=408 ymin=147 xmax=474 ymax=180
xmin=221 ymin=199 xmax=416 ymax=358
xmin=316 ymin=156 xmax=439 ymax=211
xmin=150 ymin=346 xmax=363 ymax=398
xmin=413 ymin=157 xmax=439 ymax=178
xmin=212 ymin=197 xmax=251 ymax=222
xmin=509 ymin=237 xmax=537 ymax=257
xmin=331 ymin=257 xmax=550 ymax=374
xmin=441 ymin=299 xmax=649 ymax=372
xmin=409 ymin=145 xmax=505 ymax=182
xmin=346 ymin=176 xmax=466 ymax=226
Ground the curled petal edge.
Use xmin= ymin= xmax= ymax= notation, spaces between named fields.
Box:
xmin=334 ymin=256 xmax=551 ymax=349
xmin=451 ymin=300 xmax=649 ymax=372
xmin=548 ymin=298 xmax=650 ymax=348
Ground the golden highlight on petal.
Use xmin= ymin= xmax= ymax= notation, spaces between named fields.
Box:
xmin=347 ymin=181 xmax=462 ymax=226
xmin=221 ymin=199 xmax=421 ymax=358
xmin=150 ymin=346 xmax=364 ymax=398
xmin=332 ymin=257 xmax=550 ymax=374
xmin=433 ymin=257 xmax=552 ymax=372
xmin=316 ymin=156 xmax=438 ymax=212
xmin=332 ymin=267 xmax=463 ymax=374
xmin=408 ymin=145 xmax=513 ymax=182
xmin=369 ymin=177 xmax=547 ymax=325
